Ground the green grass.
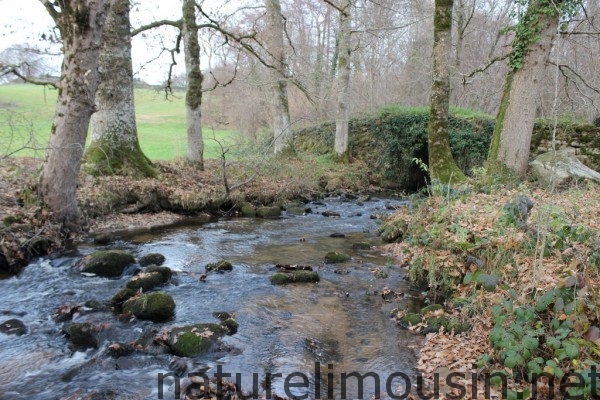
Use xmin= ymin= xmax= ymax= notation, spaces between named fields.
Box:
xmin=0 ymin=83 xmax=237 ymax=160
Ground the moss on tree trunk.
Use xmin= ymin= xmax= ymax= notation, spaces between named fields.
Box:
xmin=427 ymin=0 xmax=466 ymax=184
xmin=182 ymin=0 xmax=205 ymax=168
xmin=486 ymin=0 xmax=561 ymax=177
xmin=84 ymin=0 xmax=155 ymax=178
xmin=84 ymin=139 xmax=156 ymax=178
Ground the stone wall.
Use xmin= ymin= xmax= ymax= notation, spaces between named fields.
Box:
xmin=531 ymin=123 xmax=600 ymax=170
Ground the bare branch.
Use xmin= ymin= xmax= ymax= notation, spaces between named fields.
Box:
xmin=322 ymin=0 xmax=345 ymax=14
xmin=559 ymin=31 xmax=600 ymax=35
xmin=462 ymin=0 xmax=476 ymax=36
xmin=351 ymin=19 xmax=422 ymax=34
xmin=131 ymin=19 xmax=182 ymax=37
xmin=0 ymin=63 xmax=59 ymax=89
xmin=164 ymin=33 xmax=183 ymax=98
xmin=461 ymin=53 xmax=510 ymax=84
xmin=203 ymin=55 xmax=240 ymax=93
xmin=39 ymin=0 xmax=59 ymax=22
xmin=554 ymin=63 xmax=600 ymax=95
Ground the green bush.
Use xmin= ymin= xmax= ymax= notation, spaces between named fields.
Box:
xmin=294 ymin=109 xmax=493 ymax=189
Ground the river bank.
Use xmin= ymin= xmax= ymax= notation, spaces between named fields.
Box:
xmin=380 ymin=182 xmax=600 ymax=399
xmin=0 ymin=155 xmax=379 ymax=276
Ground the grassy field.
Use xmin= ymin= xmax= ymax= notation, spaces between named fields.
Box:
xmin=0 ymin=83 xmax=237 ymax=160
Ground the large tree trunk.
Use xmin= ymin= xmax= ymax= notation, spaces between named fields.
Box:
xmin=182 ymin=0 xmax=204 ymax=168
xmin=334 ymin=0 xmax=352 ymax=162
xmin=85 ymin=0 xmax=155 ymax=177
xmin=488 ymin=0 xmax=560 ymax=176
xmin=265 ymin=0 xmax=292 ymax=154
xmin=427 ymin=0 xmax=466 ymax=183
xmin=39 ymin=0 xmax=111 ymax=231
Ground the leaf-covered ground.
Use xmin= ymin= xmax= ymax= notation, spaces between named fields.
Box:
xmin=383 ymin=184 xmax=600 ymax=399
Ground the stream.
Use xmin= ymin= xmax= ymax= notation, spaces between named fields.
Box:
xmin=0 ymin=197 xmax=422 ymax=400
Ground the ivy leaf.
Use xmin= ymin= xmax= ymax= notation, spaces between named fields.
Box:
xmin=504 ymin=351 xmax=519 ymax=369
xmin=553 ymin=297 xmax=564 ymax=313
xmin=523 ymin=335 xmax=539 ymax=350
xmin=527 ymin=360 xmax=542 ymax=376
xmin=564 ymin=342 xmax=579 ymax=359
xmin=536 ymin=290 xmax=555 ymax=312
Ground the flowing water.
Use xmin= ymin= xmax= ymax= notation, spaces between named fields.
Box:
xmin=0 ymin=197 xmax=422 ymax=400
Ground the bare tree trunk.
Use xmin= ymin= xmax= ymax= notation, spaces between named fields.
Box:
xmin=453 ymin=0 xmax=466 ymax=71
xmin=428 ymin=0 xmax=466 ymax=183
xmin=488 ymin=0 xmax=560 ymax=176
xmin=39 ymin=0 xmax=111 ymax=231
xmin=334 ymin=0 xmax=352 ymax=162
xmin=86 ymin=0 xmax=155 ymax=177
xmin=265 ymin=0 xmax=292 ymax=154
xmin=182 ymin=0 xmax=204 ymax=168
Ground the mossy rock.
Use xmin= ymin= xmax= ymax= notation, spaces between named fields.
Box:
xmin=221 ymin=318 xmax=239 ymax=335
xmin=134 ymin=328 xmax=155 ymax=348
xmin=324 ymin=251 xmax=351 ymax=263
xmin=256 ymin=206 xmax=281 ymax=218
xmin=139 ymin=253 xmax=166 ymax=267
xmin=213 ymin=311 xmax=234 ymax=321
xmin=398 ymin=313 xmax=422 ymax=329
xmin=206 ymin=260 xmax=233 ymax=273
xmin=168 ymin=323 xmax=228 ymax=357
xmin=79 ymin=250 xmax=135 ymax=277
xmin=286 ymin=206 xmax=306 ymax=215
xmin=271 ymin=271 xmax=320 ymax=285
xmin=93 ymin=233 xmax=114 ymax=245
xmin=0 ymin=319 xmax=27 ymax=336
xmin=64 ymin=322 xmax=98 ymax=350
xmin=145 ymin=265 xmax=173 ymax=282
xmin=379 ymin=219 xmax=408 ymax=243
xmin=126 ymin=271 xmax=164 ymax=292
xmin=84 ymin=299 xmax=109 ymax=312
xmin=351 ymin=242 xmax=372 ymax=250
xmin=111 ymin=288 xmax=138 ymax=308
xmin=122 ymin=292 xmax=176 ymax=322
xmin=106 ymin=341 xmax=135 ymax=358
xmin=420 ymin=304 xmax=443 ymax=315
xmin=240 ymin=204 xmax=256 ymax=217
xmin=422 ymin=316 xmax=471 ymax=335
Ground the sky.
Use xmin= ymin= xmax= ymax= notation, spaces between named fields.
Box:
xmin=0 ymin=0 xmax=187 ymax=84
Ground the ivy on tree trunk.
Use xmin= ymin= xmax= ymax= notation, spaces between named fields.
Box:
xmin=488 ymin=0 xmax=565 ymax=177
